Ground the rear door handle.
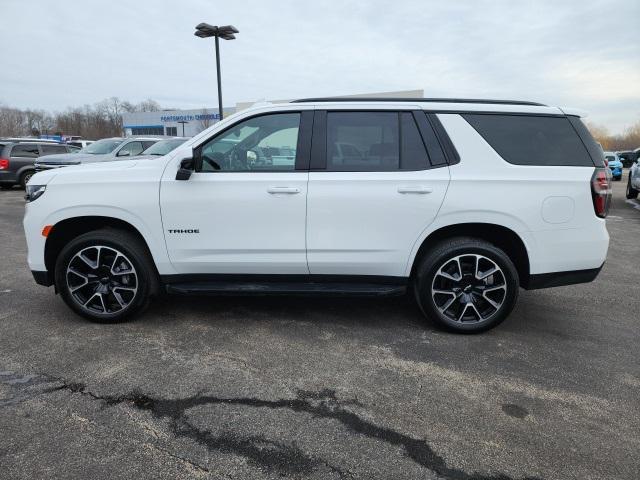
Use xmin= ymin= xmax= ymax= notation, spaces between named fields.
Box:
xmin=397 ymin=186 xmax=433 ymax=194
xmin=267 ymin=186 xmax=301 ymax=194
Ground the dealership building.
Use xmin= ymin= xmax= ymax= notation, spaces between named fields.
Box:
xmin=121 ymin=90 xmax=424 ymax=137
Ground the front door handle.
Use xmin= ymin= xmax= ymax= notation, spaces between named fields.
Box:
xmin=267 ymin=186 xmax=301 ymax=194
xmin=397 ymin=186 xmax=433 ymax=194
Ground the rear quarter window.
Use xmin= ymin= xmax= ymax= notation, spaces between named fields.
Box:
xmin=463 ymin=114 xmax=595 ymax=167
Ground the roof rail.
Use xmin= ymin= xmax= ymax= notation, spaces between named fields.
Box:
xmin=290 ymin=97 xmax=547 ymax=107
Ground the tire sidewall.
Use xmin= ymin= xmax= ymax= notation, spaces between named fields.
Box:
xmin=54 ymin=231 xmax=152 ymax=322
xmin=20 ymin=170 xmax=34 ymax=188
xmin=415 ymin=242 xmax=519 ymax=333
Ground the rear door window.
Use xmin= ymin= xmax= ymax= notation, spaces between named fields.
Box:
xmin=11 ymin=144 xmax=40 ymax=158
xmin=326 ymin=112 xmax=399 ymax=171
xmin=463 ymin=114 xmax=595 ymax=166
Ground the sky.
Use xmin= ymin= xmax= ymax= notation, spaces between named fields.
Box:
xmin=1 ymin=0 xmax=639 ymax=133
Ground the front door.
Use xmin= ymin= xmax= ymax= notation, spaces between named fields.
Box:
xmin=160 ymin=111 xmax=311 ymax=274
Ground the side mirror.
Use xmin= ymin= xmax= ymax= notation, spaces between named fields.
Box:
xmin=176 ymin=157 xmax=194 ymax=181
xmin=118 ymin=150 xmax=131 ymax=157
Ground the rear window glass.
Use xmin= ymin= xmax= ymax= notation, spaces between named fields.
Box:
xmin=11 ymin=144 xmax=40 ymax=158
xmin=463 ymin=114 xmax=595 ymax=167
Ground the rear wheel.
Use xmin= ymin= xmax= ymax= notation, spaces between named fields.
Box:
xmin=626 ymin=175 xmax=638 ymax=199
xmin=54 ymin=229 xmax=157 ymax=323
xmin=414 ymin=237 xmax=519 ymax=333
xmin=20 ymin=170 xmax=34 ymax=188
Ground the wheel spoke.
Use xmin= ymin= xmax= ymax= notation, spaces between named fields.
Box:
xmin=477 ymin=267 xmax=498 ymax=280
xmin=483 ymin=284 xmax=506 ymax=293
xmin=111 ymin=291 xmax=126 ymax=310
xmin=439 ymin=295 xmax=459 ymax=313
xmin=77 ymin=251 xmax=98 ymax=270
xmin=482 ymin=292 xmax=501 ymax=309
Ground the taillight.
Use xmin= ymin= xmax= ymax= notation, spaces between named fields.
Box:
xmin=591 ymin=167 xmax=611 ymax=218
xmin=0 ymin=158 xmax=9 ymax=170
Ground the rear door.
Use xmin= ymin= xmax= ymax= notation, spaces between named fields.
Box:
xmin=306 ymin=109 xmax=451 ymax=277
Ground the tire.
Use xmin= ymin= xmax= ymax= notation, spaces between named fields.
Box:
xmin=54 ymin=229 xmax=158 ymax=323
xmin=413 ymin=237 xmax=519 ymax=333
xmin=626 ymin=175 xmax=638 ymax=199
xmin=19 ymin=170 xmax=35 ymax=188
xmin=614 ymin=176 xmax=622 ymax=182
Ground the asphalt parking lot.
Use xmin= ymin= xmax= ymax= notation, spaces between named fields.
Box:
xmin=1 ymin=176 xmax=639 ymax=480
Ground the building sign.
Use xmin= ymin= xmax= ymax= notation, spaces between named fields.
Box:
xmin=160 ymin=113 xmax=220 ymax=123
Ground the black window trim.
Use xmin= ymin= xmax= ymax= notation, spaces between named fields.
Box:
xmin=425 ymin=113 xmax=460 ymax=166
xmin=193 ymin=109 xmax=312 ymax=173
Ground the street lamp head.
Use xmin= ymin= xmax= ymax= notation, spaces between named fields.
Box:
xmin=194 ymin=23 xmax=239 ymax=40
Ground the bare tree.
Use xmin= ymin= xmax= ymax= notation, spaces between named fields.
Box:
xmin=137 ymin=99 xmax=161 ymax=112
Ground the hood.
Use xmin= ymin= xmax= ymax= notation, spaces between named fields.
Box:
xmin=36 ymin=153 xmax=98 ymax=165
xmin=37 ymin=153 xmax=122 ymax=165
xmin=608 ymin=160 xmax=623 ymax=167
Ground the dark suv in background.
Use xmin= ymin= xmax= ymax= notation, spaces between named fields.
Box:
xmin=0 ymin=141 xmax=78 ymax=189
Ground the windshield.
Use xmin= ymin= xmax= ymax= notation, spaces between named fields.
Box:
xmin=81 ymin=139 xmax=123 ymax=154
xmin=141 ymin=138 xmax=188 ymax=156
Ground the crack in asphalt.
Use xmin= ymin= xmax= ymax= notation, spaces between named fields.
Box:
xmin=3 ymin=372 xmax=541 ymax=480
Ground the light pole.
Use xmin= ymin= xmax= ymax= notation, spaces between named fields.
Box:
xmin=194 ymin=23 xmax=238 ymax=121
xmin=177 ymin=120 xmax=188 ymax=136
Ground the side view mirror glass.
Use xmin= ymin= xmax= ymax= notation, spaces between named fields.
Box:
xmin=176 ymin=157 xmax=194 ymax=181
xmin=247 ymin=150 xmax=257 ymax=162
xmin=118 ymin=150 xmax=131 ymax=157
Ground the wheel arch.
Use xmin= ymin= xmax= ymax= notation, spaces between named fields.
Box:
xmin=44 ymin=216 xmax=158 ymax=279
xmin=408 ymin=222 xmax=531 ymax=287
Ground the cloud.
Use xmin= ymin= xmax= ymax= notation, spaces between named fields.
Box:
xmin=0 ymin=0 xmax=638 ymax=133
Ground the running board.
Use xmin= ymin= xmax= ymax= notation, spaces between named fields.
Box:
xmin=165 ymin=281 xmax=407 ymax=297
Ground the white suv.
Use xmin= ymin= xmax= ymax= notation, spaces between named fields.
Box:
xmin=23 ymin=98 xmax=610 ymax=332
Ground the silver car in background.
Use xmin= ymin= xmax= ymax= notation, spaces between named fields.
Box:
xmin=34 ymin=137 xmax=163 ymax=171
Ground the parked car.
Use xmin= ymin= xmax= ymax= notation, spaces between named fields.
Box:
xmin=604 ymin=151 xmax=623 ymax=180
xmin=34 ymin=137 xmax=163 ymax=171
xmin=0 ymin=141 xmax=78 ymax=189
xmin=23 ymin=98 xmax=610 ymax=333
xmin=136 ymin=137 xmax=190 ymax=158
xmin=626 ymin=155 xmax=640 ymax=199
xmin=616 ymin=151 xmax=636 ymax=169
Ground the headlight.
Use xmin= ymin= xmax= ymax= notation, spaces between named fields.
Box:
xmin=24 ymin=185 xmax=46 ymax=202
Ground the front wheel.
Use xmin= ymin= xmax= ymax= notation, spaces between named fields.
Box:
xmin=414 ymin=237 xmax=519 ymax=333
xmin=626 ymin=175 xmax=638 ymax=199
xmin=54 ymin=229 xmax=157 ymax=323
